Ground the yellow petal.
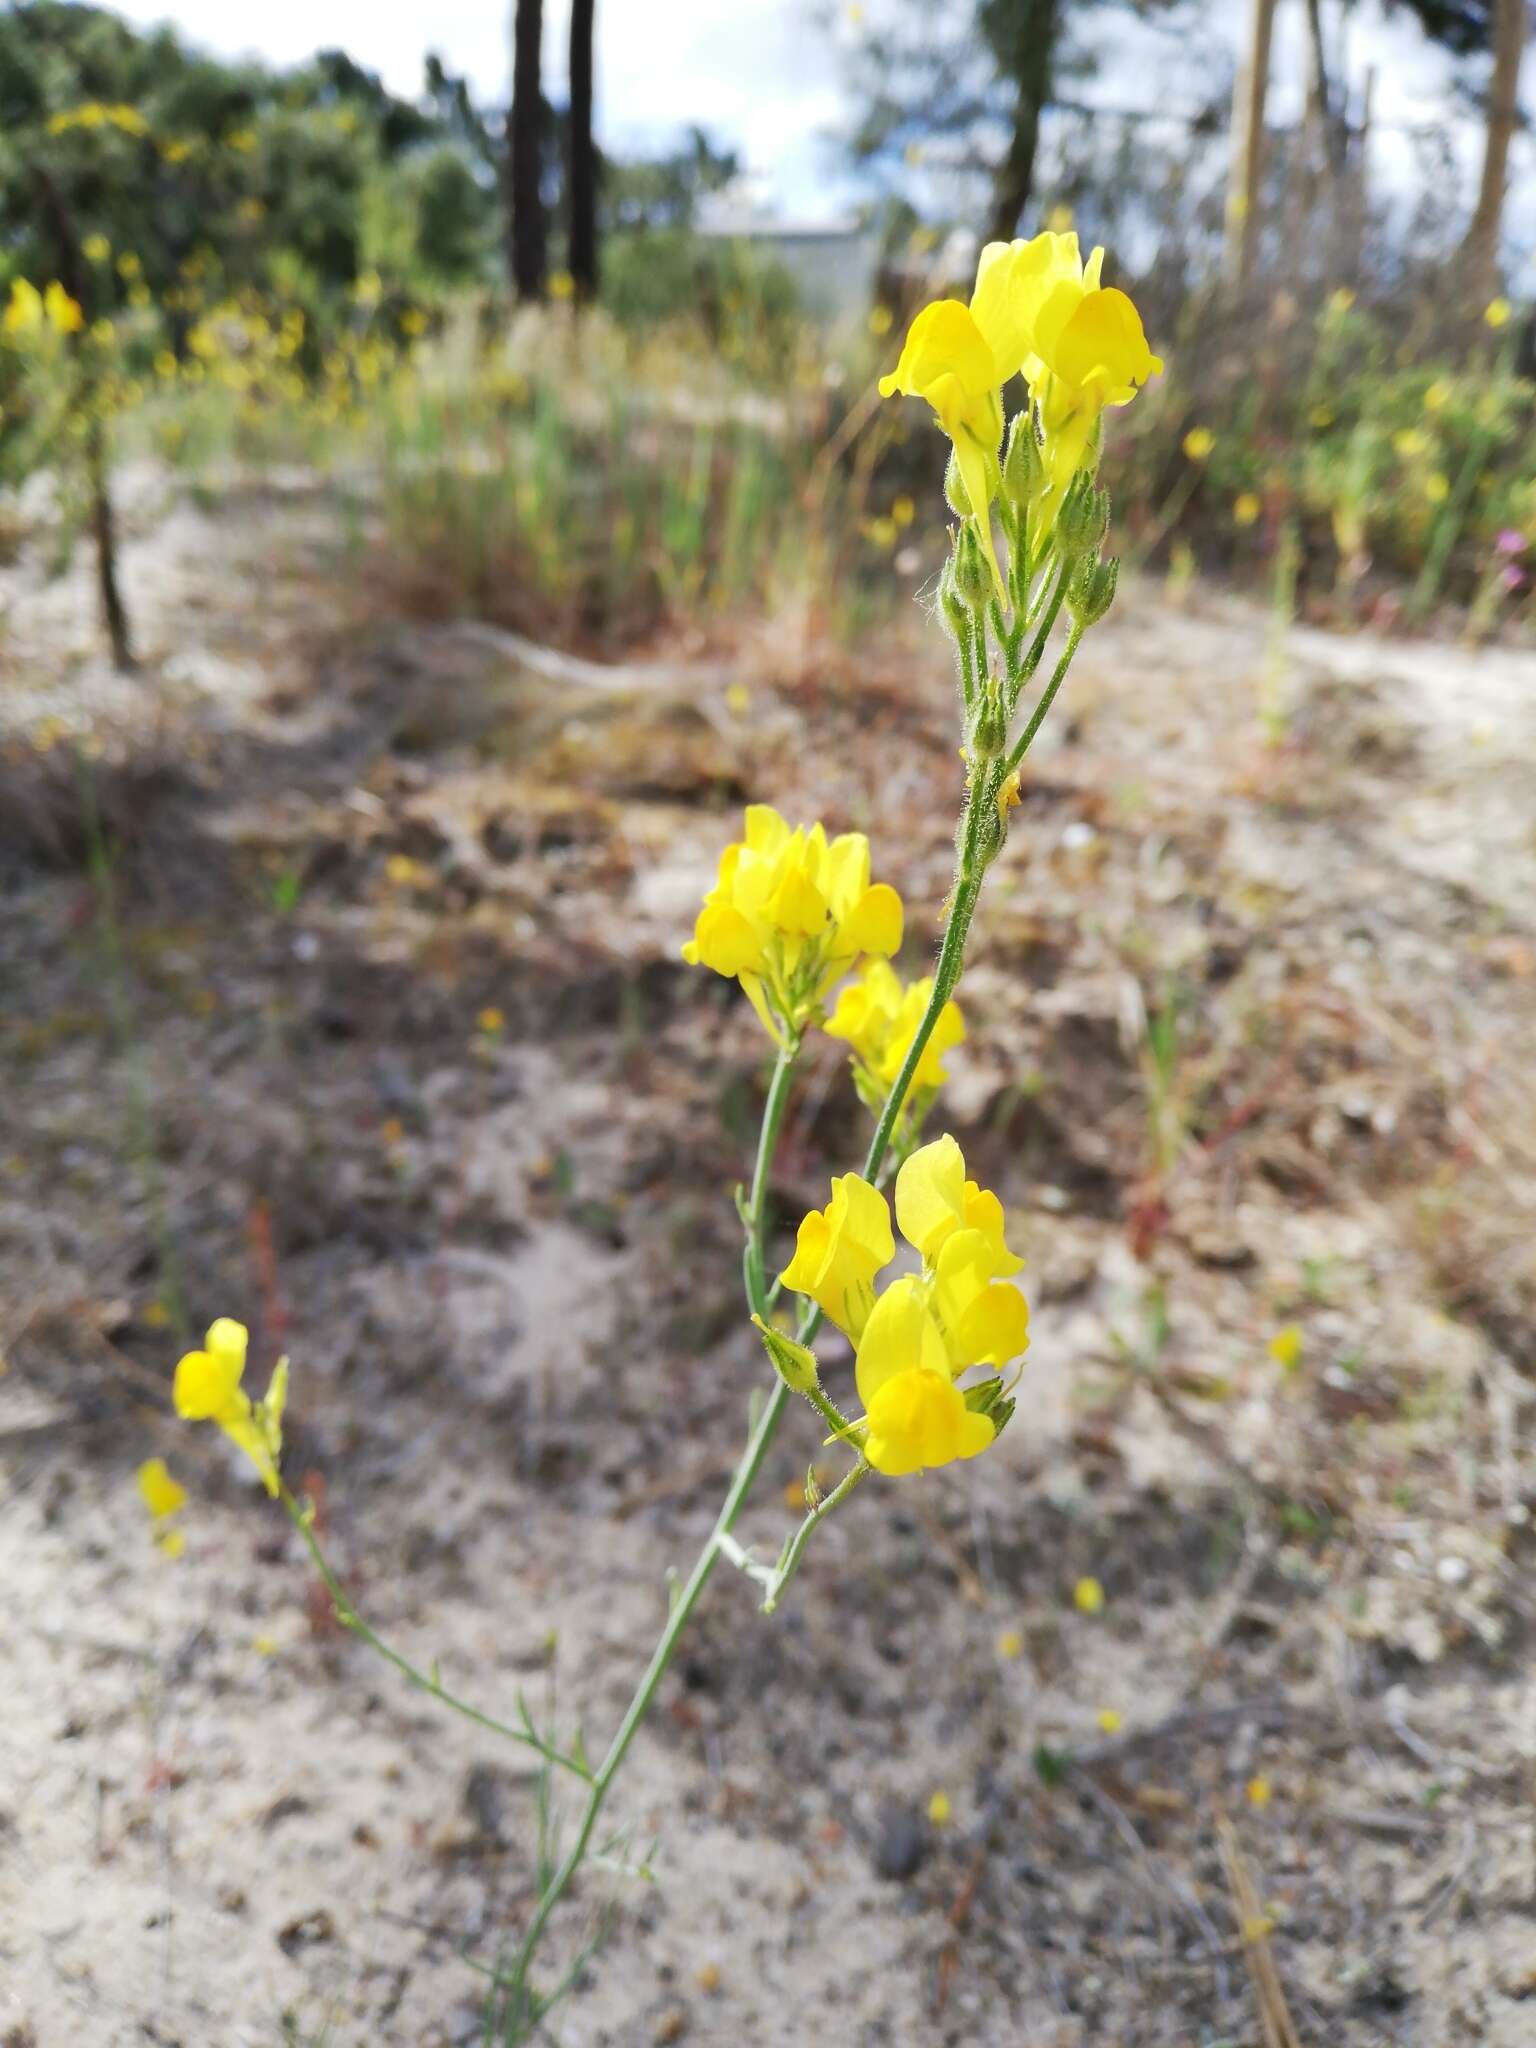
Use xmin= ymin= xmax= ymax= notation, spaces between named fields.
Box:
xmin=878 ymin=299 xmax=997 ymax=419
xmin=840 ymin=882 xmax=903 ymax=960
xmin=136 ymin=1456 xmax=187 ymax=1521
xmin=854 ymin=1274 xmax=948 ymax=1408
xmin=173 ymin=1342 xmax=245 ymax=1420
xmin=862 ymin=1359 xmax=994 ymax=1476
xmin=951 ymin=430 xmax=1007 ymax=607
xmin=687 ymin=902 xmax=762 ymax=976
xmin=895 ymin=1135 xmax=967 ymax=1262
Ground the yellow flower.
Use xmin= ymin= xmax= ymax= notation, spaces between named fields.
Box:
xmin=1096 ymin=1706 xmax=1123 ymax=1734
xmin=893 ymin=1133 xmax=1023 ymax=1275
xmin=927 ymin=1790 xmax=953 ymax=1825
xmin=1246 ymin=1774 xmax=1272 ymax=1808
xmin=1233 ymin=491 xmax=1262 ymax=528
xmin=138 ymin=1456 xmax=187 ymax=1520
xmin=1327 ymin=287 xmax=1355 ymax=317
xmin=682 ymin=805 xmax=903 ymax=1041
xmin=1425 ymin=472 xmax=1450 ymax=504
xmin=1012 ymin=234 xmax=1162 ymax=489
xmin=4 ymin=279 xmax=41 ymax=333
xmin=477 ymin=1005 xmax=505 ymax=1035
xmin=1183 ymin=427 xmax=1215 ymax=461
xmin=854 ymin=1278 xmax=995 ymax=1475
xmin=44 ymin=282 xmax=84 ymax=333
xmin=783 ymin=1137 xmax=1028 ymax=1475
xmin=549 ymin=269 xmax=576 ymax=301
xmin=1268 ymin=1324 xmax=1302 ymax=1370
xmin=1393 ymin=428 xmax=1428 ymax=459
xmin=878 ymin=296 xmax=1009 ymax=598
xmin=173 ymin=1318 xmax=288 ymax=1496
xmin=83 ymin=234 xmax=112 ymax=264
xmin=823 ymin=959 xmax=965 ymax=1101
xmin=997 ymin=1628 xmax=1024 ymax=1659
xmin=1074 ymin=1575 xmax=1105 ymax=1614
xmin=868 ymin=303 xmax=893 ymax=336
xmin=891 ymin=493 xmax=915 ymax=527
xmin=778 ymin=1173 xmax=895 ymax=1340
xmin=1423 ymin=380 xmax=1451 ymax=413
xmin=1485 ymin=298 xmax=1511 ymax=330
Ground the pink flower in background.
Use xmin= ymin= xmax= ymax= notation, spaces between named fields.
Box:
xmin=1494 ymin=529 xmax=1527 ymax=556
xmin=1501 ymin=563 xmax=1526 ymax=592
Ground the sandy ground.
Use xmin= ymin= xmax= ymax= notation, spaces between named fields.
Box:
xmin=3 ymin=468 xmax=1536 ymax=2047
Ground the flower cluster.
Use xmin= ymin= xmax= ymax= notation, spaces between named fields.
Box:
xmin=682 ymin=804 xmax=903 ymax=1042
xmin=824 ymin=957 xmax=965 ymax=1115
xmin=172 ymin=1317 xmax=288 ymax=1496
xmin=4 ymin=278 xmax=84 ymax=338
xmin=879 ymin=230 xmax=1160 ymax=594
xmin=779 ymin=1136 xmax=1028 ymax=1477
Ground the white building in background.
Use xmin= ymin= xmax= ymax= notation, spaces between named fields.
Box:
xmin=696 ymin=186 xmax=879 ymax=322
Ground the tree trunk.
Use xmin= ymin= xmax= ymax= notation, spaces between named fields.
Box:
xmin=508 ymin=0 xmax=547 ymax=301
xmin=1462 ymin=0 xmax=1527 ymax=299
xmin=567 ymin=0 xmax=598 ymax=299
xmin=1224 ymin=0 xmax=1277 ymax=287
xmin=985 ymin=0 xmax=1059 ymax=245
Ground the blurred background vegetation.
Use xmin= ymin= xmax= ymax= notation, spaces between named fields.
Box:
xmin=1 ymin=0 xmax=1531 ymax=670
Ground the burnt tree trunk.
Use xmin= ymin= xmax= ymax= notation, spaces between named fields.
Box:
xmin=567 ymin=0 xmax=598 ymax=299
xmin=508 ymin=0 xmax=547 ymax=301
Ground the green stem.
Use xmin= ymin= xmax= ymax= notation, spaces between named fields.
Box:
xmin=280 ymin=1491 xmax=593 ymax=1784
xmin=500 ymin=1375 xmax=791 ymax=2014
xmin=1006 ymin=621 xmax=1084 ymax=775
xmin=500 ymin=774 xmax=994 ymax=2018
xmin=760 ymin=1458 xmax=870 ymax=1614
xmin=742 ymin=1038 xmax=799 ymax=1313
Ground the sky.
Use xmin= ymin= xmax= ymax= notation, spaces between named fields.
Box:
xmin=106 ymin=0 xmax=1529 ymax=266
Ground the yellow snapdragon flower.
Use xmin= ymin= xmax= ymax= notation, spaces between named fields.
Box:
xmin=853 ymin=1278 xmax=996 ymax=1476
xmin=136 ymin=1456 xmax=188 ymax=1557
xmin=879 ymin=231 xmax=1160 ymax=580
xmin=893 ymin=1131 xmax=1024 ymax=1273
xmin=823 ymin=958 xmax=965 ymax=1101
xmin=1016 ymin=234 xmax=1162 ymax=489
xmin=683 ymin=805 xmax=903 ymax=1041
xmin=173 ymin=1317 xmax=288 ymax=1496
xmin=781 ymin=1136 xmax=1029 ymax=1477
xmin=778 ymin=1173 xmax=896 ymax=1340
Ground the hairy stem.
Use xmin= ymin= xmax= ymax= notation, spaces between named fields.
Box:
xmin=761 ymin=1457 xmax=871 ymax=1614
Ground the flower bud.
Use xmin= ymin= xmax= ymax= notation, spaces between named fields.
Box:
xmin=952 ymin=523 xmax=991 ymax=612
xmin=969 ymin=685 xmax=1007 ymax=761
xmin=938 ymin=558 xmax=969 ymax=642
xmin=1055 ymin=476 xmax=1110 ymax=564
xmin=1001 ymin=413 xmax=1045 ymax=508
xmin=751 ymin=1313 xmax=820 ymax=1396
xmin=943 ymin=449 xmax=972 ymax=521
xmin=1067 ymin=554 xmax=1119 ymax=628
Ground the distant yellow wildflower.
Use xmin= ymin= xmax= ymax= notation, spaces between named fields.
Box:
xmin=1233 ymin=492 xmax=1262 ymax=528
xmin=1182 ymin=427 xmax=1215 ymax=461
xmin=137 ymin=1457 xmax=187 ymax=1557
xmin=1484 ymin=298 xmax=1511 ymax=330
xmin=1074 ymin=1576 xmax=1105 ymax=1614
xmin=1268 ymin=1324 xmax=1302 ymax=1370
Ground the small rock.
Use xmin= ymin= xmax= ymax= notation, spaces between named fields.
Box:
xmin=277 ymin=1908 xmax=335 ymax=1957
xmin=871 ymin=1801 xmax=928 ymax=1882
